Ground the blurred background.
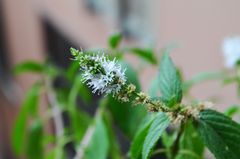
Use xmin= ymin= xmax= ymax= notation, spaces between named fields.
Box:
xmin=1 ymin=0 xmax=240 ymax=158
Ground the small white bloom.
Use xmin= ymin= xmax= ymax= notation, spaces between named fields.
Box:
xmin=222 ymin=36 xmax=240 ymax=68
xmin=80 ymin=53 xmax=126 ymax=95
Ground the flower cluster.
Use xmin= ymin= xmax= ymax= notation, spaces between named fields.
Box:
xmin=71 ymin=48 xmax=126 ymax=95
xmin=70 ymin=48 xmax=210 ymax=120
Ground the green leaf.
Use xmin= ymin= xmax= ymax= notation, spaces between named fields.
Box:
xmin=68 ymin=74 xmax=92 ymax=142
xmin=66 ymin=61 xmax=80 ymax=81
xmin=108 ymin=96 xmax=146 ymax=138
xmin=103 ymin=111 xmax=123 ymax=159
xmin=224 ymin=105 xmax=240 ymax=117
xmin=195 ymin=109 xmax=240 ymax=159
xmin=108 ymin=33 xmax=122 ymax=49
xmin=148 ymin=77 xmax=159 ymax=97
xmin=120 ymin=61 xmax=141 ymax=91
xmin=26 ymin=120 xmax=43 ymax=159
xmin=73 ymin=111 xmax=92 ymax=142
xmin=162 ymin=131 xmax=177 ymax=150
xmin=84 ymin=117 xmax=109 ymax=159
xmin=69 ymin=74 xmax=92 ymax=105
xmin=183 ymin=71 xmax=224 ymax=94
xmin=158 ymin=53 xmax=182 ymax=107
xmin=130 ymin=114 xmax=156 ymax=159
xmin=108 ymin=61 xmax=146 ymax=138
xmin=12 ymin=83 xmax=42 ymax=154
xmin=176 ymin=121 xmax=204 ymax=159
xmin=14 ymin=61 xmax=44 ymax=74
xmin=128 ymin=48 xmax=157 ymax=65
xmin=142 ymin=113 xmax=170 ymax=159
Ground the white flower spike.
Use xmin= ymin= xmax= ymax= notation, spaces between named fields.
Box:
xmin=71 ymin=48 xmax=126 ymax=95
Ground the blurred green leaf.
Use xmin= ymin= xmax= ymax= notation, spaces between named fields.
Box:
xmin=120 ymin=61 xmax=141 ymax=91
xmin=14 ymin=61 xmax=44 ymax=74
xmin=78 ymin=85 xmax=92 ymax=104
xmin=223 ymin=76 xmax=238 ymax=85
xmin=73 ymin=111 xmax=92 ymax=142
xmin=158 ymin=53 xmax=182 ymax=107
xmin=44 ymin=64 xmax=60 ymax=78
xmin=224 ymin=105 xmax=240 ymax=117
xmin=84 ymin=117 xmax=109 ymax=159
xmin=128 ymin=48 xmax=157 ymax=65
xmin=103 ymin=111 xmax=123 ymax=159
xmin=129 ymin=114 xmax=156 ymax=159
xmin=108 ymin=33 xmax=122 ymax=49
xmin=69 ymin=74 xmax=92 ymax=106
xmin=68 ymin=74 xmax=92 ymax=142
xmin=108 ymin=96 xmax=146 ymax=138
xmin=142 ymin=113 xmax=170 ymax=159
xmin=183 ymin=71 xmax=224 ymax=94
xmin=26 ymin=120 xmax=43 ymax=159
xmin=108 ymin=61 xmax=146 ymax=138
xmin=195 ymin=109 xmax=240 ymax=159
xmin=176 ymin=121 xmax=204 ymax=159
xmin=66 ymin=61 xmax=80 ymax=81
xmin=12 ymin=83 xmax=42 ymax=154
xmin=162 ymin=131 xmax=177 ymax=150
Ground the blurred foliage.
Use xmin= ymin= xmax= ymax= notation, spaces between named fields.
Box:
xmin=12 ymin=32 xmax=240 ymax=159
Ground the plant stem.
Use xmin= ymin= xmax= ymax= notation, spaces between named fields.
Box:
xmin=151 ymin=148 xmax=167 ymax=157
xmin=177 ymin=149 xmax=201 ymax=159
xmin=170 ymin=123 xmax=184 ymax=159
xmin=132 ymin=90 xmax=171 ymax=113
xmin=45 ymin=77 xmax=64 ymax=138
xmin=73 ymin=98 xmax=109 ymax=159
xmin=45 ymin=77 xmax=65 ymax=159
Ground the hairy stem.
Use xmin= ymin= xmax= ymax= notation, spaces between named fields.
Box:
xmin=45 ymin=77 xmax=65 ymax=159
xmin=45 ymin=77 xmax=64 ymax=137
xmin=73 ymin=98 xmax=109 ymax=159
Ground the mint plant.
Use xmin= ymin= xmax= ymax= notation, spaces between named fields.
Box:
xmin=70 ymin=47 xmax=240 ymax=159
xmin=12 ymin=34 xmax=240 ymax=159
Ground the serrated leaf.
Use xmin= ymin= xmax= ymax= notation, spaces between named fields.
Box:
xmin=26 ymin=120 xmax=43 ymax=159
xmin=84 ymin=117 xmax=109 ymax=159
xmin=14 ymin=61 xmax=44 ymax=74
xmin=129 ymin=48 xmax=157 ymax=65
xmin=158 ymin=53 xmax=182 ymax=107
xmin=195 ymin=109 xmax=240 ymax=159
xmin=142 ymin=113 xmax=170 ymax=159
xmin=12 ymin=83 xmax=42 ymax=154
xmin=108 ymin=61 xmax=146 ymax=138
xmin=108 ymin=33 xmax=122 ymax=49
xmin=130 ymin=114 xmax=156 ymax=159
